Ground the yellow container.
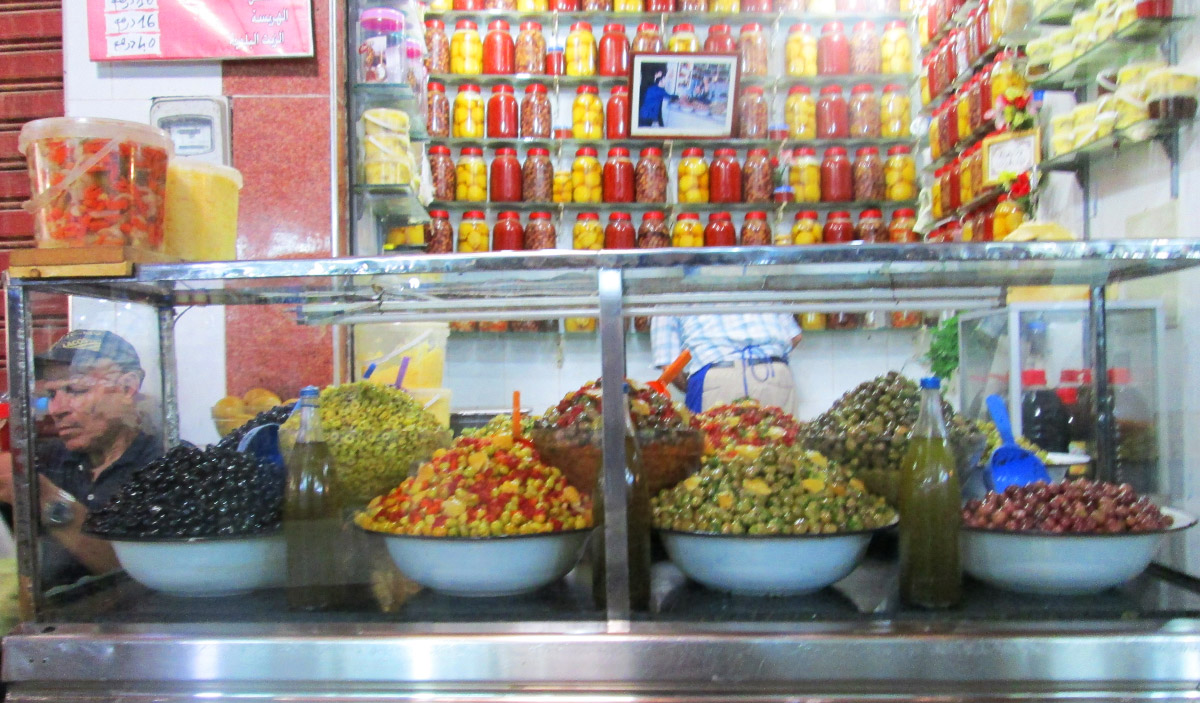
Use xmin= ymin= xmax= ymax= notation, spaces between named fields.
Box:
xmin=163 ymin=158 xmax=242 ymax=262
xmin=1050 ymin=113 xmax=1076 ymax=155
xmin=355 ymin=322 xmax=450 ymax=389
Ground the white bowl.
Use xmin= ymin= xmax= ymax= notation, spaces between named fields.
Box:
xmin=371 ymin=528 xmax=592 ymax=597
xmin=962 ymin=507 xmax=1196 ymax=595
xmin=110 ymin=533 xmax=285 ymax=597
xmin=660 ymin=520 xmax=896 ymax=596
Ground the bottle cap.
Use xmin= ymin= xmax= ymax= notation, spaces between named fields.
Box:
xmin=1056 ymin=386 xmax=1079 ymax=405
xmin=426 ymin=19 xmax=445 ymax=30
xmin=611 ymin=84 xmax=629 ymax=95
xmin=886 ymin=20 xmax=907 ymax=30
xmin=829 ymin=210 xmax=851 ymax=218
xmin=462 ymin=147 xmax=483 ymax=156
xmin=460 ymin=83 xmax=481 ymax=92
xmin=789 ymin=23 xmax=812 ymax=33
xmin=673 ymin=23 xmax=696 ymax=33
xmin=797 ymin=210 xmax=818 ymax=219
xmin=678 ymin=212 xmax=700 ymax=220
xmin=826 ymin=146 xmax=848 ymax=156
xmin=853 ymin=20 xmax=874 ymax=33
xmin=464 ymin=210 xmax=486 ymax=219
xmin=455 ymin=19 xmax=478 ymax=30
xmin=609 ymin=212 xmax=631 ymax=221
xmin=637 ymin=22 xmax=659 ymax=33
xmin=744 ymin=86 xmax=764 ymax=95
xmin=919 ymin=377 xmax=941 ymax=389
xmin=681 ymin=147 xmax=704 ymax=157
xmin=492 ymin=84 xmax=515 ymax=93
xmin=796 ymin=146 xmax=816 ymax=156
xmin=498 ymin=211 xmax=520 ymax=219
xmin=894 ymin=208 xmax=916 ymax=217
xmin=429 ymin=81 xmax=445 ymax=92
xmin=488 ymin=19 xmax=510 ymax=31
xmin=856 ymin=146 xmax=879 ymax=156
xmin=1022 ymin=369 xmax=1048 ymax=386
xmin=747 ymin=148 xmax=770 ymax=157
xmin=430 ymin=145 xmax=451 ymax=155
xmin=709 ymin=212 xmax=731 ymax=221
xmin=788 ymin=84 xmax=812 ymax=95
xmin=520 ymin=21 xmax=542 ymax=32
xmin=643 ymin=211 xmax=665 ymax=221
xmin=860 ymin=208 xmax=882 ymax=218
xmin=819 ymin=84 xmax=844 ymax=95
xmin=429 ymin=209 xmax=450 ymax=218
xmin=528 ymin=147 xmax=550 ymax=156
xmin=526 ymin=83 xmax=547 ymax=94
xmin=576 ymin=146 xmax=598 ymax=157
xmin=714 ymin=148 xmax=737 ymax=157
xmin=299 ymin=385 xmax=320 ymax=398
xmin=577 ymin=212 xmax=600 ymax=220
xmin=746 ymin=211 xmax=767 ymax=220
xmin=884 ymin=83 xmax=904 ymax=92
xmin=640 ymin=147 xmax=662 ymax=157
xmin=603 ymin=23 xmax=625 ymax=33
xmin=570 ymin=21 xmax=593 ymax=32
xmin=887 ymin=145 xmax=912 ymax=155
xmin=822 ymin=21 xmax=844 ymax=33
xmin=496 ymin=147 xmax=517 ymax=156
xmin=530 ymin=211 xmax=553 ymax=220
xmin=577 ymin=84 xmax=600 ymax=94
xmin=741 ymin=23 xmax=762 ymax=33
xmin=608 ymin=147 xmax=630 ymax=157
xmin=710 ymin=24 xmax=731 ymax=34
xmin=851 ymin=83 xmax=875 ymax=94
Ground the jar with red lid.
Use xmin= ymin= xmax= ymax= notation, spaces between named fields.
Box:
xmin=486 ymin=84 xmax=518 ymax=138
xmin=493 ymin=211 xmax=525 ymax=251
xmin=738 ymin=24 xmax=768 ymax=77
xmin=551 ymin=0 xmax=579 ymax=9
xmin=490 ymin=147 xmax=523 ymax=202
xmin=632 ymin=23 xmax=664 ymax=53
xmin=427 ymin=81 xmax=451 ymax=137
xmin=572 ymin=147 xmax=602 ymax=203
xmin=672 ymin=213 xmax=704 ymax=246
xmin=644 ymin=0 xmax=672 ymax=9
xmin=852 ymin=146 xmax=884 ymax=201
xmin=850 ymin=21 xmax=881 ymax=75
xmin=976 ymin=0 xmax=991 ymax=55
xmin=743 ymin=149 xmax=772 ymax=203
xmin=947 ymin=156 xmax=961 ymax=210
xmin=817 ymin=85 xmax=849 ymax=139
xmin=933 ymin=39 xmax=949 ymax=95
xmin=483 ymin=20 xmax=514 ymax=75
xmin=523 ymin=147 xmax=553 ymax=202
xmin=638 ymin=211 xmax=670 ymax=248
xmin=786 ymin=23 xmax=817 ymax=77
xmin=939 ymin=97 xmax=957 ymax=149
xmin=582 ymin=0 xmax=612 ymax=9
xmin=486 ymin=0 xmax=516 ymax=10
xmin=668 ymin=24 xmax=699 ymax=53
xmin=710 ymin=148 xmax=743 ymax=204
xmin=458 ymin=210 xmax=489 ymax=255
xmin=454 ymin=0 xmax=483 ymax=10
xmin=515 ymin=22 xmax=546 ymax=74
xmin=977 ymin=205 xmax=994 ymax=241
xmin=849 ymin=84 xmax=880 ymax=137
xmin=790 ymin=147 xmax=821 ymax=202
xmin=744 ymin=0 xmax=771 ymax=9
xmin=965 ymin=9 xmax=981 ymax=65
xmin=635 ymin=147 xmax=667 ymax=202
xmin=705 ymin=25 xmax=736 ymax=53
xmin=606 ymin=86 xmax=629 ymax=139
xmin=824 ymin=210 xmax=855 ymax=243
xmin=605 ymin=212 xmax=636 ymax=249
xmin=678 ymin=147 xmax=709 ymax=203
xmin=678 ymin=0 xmax=706 ymax=10
xmin=520 ymin=83 xmax=551 ymax=137
xmin=565 ymin=22 xmax=597 ymax=76
xmin=545 ymin=47 xmax=565 ymax=75
xmin=967 ymin=75 xmax=983 ymax=132
xmin=856 ymin=208 xmax=886 ymax=242
xmin=453 ymin=83 xmax=484 ymax=137
xmin=741 ymin=212 xmax=772 ymax=246
xmin=818 ymin=22 xmax=851 ymax=76
xmin=704 ymin=213 xmax=737 ymax=247
xmin=426 ymin=20 xmax=451 ymax=74
xmin=889 ymin=208 xmax=917 ymax=242
xmin=572 ymin=84 xmax=604 ymax=139
xmin=526 ymin=211 xmax=557 ymax=249
xmin=820 ymin=147 xmax=853 ymax=202
xmin=603 ymin=147 xmax=634 ymax=203
xmin=430 ymin=146 xmax=456 ymax=201
xmin=426 ymin=210 xmax=454 ymax=254
xmin=738 ymin=87 xmax=769 ymax=139
xmin=924 ymin=53 xmax=938 ymax=102
xmin=599 ymin=24 xmax=630 ymax=77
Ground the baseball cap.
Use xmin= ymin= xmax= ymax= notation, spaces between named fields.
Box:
xmin=36 ymin=330 xmax=143 ymax=375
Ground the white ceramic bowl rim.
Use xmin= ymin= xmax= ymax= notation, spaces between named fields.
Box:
xmin=90 ymin=528 xmax=281 ymax=544
xmin=359 ymin=525 xmax=595 ymax=542
xmin=963 ymin=507 xmax=1196 ymax=538
xmin=655 ymin=514 xmax=899 ymax=540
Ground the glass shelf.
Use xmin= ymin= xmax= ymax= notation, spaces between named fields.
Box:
xmin=429 ymin=136 xmax=916 ymax=152
xmin=427 ymin=199 xmax=919 ymax=216
xmin=428 ymin=71 xmax=912 ymax=90
xmin=924 ymin=121 xmax=995 ymax=173
xmin=1039 ymin=118 xmax=1189 ymax=172
xmin=1030 ymin=16 xmax=1192 ymax=90
xmin=353 ymin=184 xmax=430 ymax=222
xmin=423 ymin=9 xmax=910 ymax=27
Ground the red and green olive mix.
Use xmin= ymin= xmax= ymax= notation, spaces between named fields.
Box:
xmin=695 ymin=399 xmax=805 ymax=452
xmin=962 ymin=479 xmax=1173 ymax=534
xmin=539 ymin=379 xmax=690 ymax=433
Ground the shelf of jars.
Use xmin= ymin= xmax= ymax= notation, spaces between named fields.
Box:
xmin=929 ymin=183 xmax=1001 ymax=227
xmin=429 ymin=135 xmax=916 ymax=153
xmin=1039 ymin=117 xmax=1192 ymax=172
xmin=1029 ymin=16 xmax=1192 ymax=89
xmin=918 ymin=43 xmax=1003 ymax=117
xmin=425 ymin=9 xmax=912 ymax=25
xmin=427 ymin=198 xmax=918 ymax=213
xmin=426 ymin=72 xmax=915 ymax=90
xmin=922 ymin=0 xmax=981 ymax=48
xmin=924 ymin=118 xmax=996 ymax=172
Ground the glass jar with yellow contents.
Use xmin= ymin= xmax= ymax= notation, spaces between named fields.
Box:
xmin=881 ymin=83 xmax=911 ymax=137
xmin=671 ymin=212 xmax=704 ymax=247
xmin=668 ymin=24 xmax=700 ymax=53
xmin=458 ymin=210 xmax=490 ymax=252
xmin=677 ymin=147 xmax=709 ymax=203
xmin=785 ymin=85 xmax=816 ymax=139
xmin=992 ymin=194 xmax=1025 ymax=240
xmin=450 ymin=20 xmax=483 ymax=75
xmin=789 ymin=210 xmax=823 ymax=245
xmin=572 ymin=211 xmax=604 ymax=250
xmin=452 ymin=84 xmax=484 ymax=138
xmin=789 ymin=146 xmax=821 ymax=203
xmin=881 ymin=20 xmax=912 ymax=74
xmin=565 ymin=22 xmax=597 ymax=76
xmin=571 ymin=85 xmax=604 ymax=139
xmin=455 ymin=147 xmax=488 ymax=201
xmin=553 ymin=168 xmax=573 ymax=203
xmin=571 ymin=147 xmax=603 ymax=203
xmin=786 ymin=23 xmax=818 ymax=77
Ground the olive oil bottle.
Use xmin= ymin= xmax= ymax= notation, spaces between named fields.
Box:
xmin=284 ymin=386 xmax=342 ymax=610
xmin=898 ymin=376 xmax=962 ymax=608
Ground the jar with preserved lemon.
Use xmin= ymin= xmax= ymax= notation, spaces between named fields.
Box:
xmin=677 ymin=148 xmax=710 ymax=203
xmin=565 ymin=22 xmax=597 ymax=76
xmin=451 ymin=20 xmax=483 ymax=74
xmin=789 ymin=210 xmax=823 ymax=245
xmin=711 ymin=0 xmax=740 ymax=10
xmin=572 ymin=85 xmax=604 ymax=139
xmin=990 ymin=51 xmax=1025 ymax=104
xmin=785 ymin=85 xmax=816 ymax=139
xmin=789 ymin=147 xmax=821 ymax=203
xmin=573 ymin=211 xmax=604 ymax=249
xmin=455 ymin=147 xmax=488 ymax=201
xmin=672 ymin=213 xmax=704 ymax=247
xmin=459 ymin=210 xmax=490 ymax=252
xmin=992 ymin=194 xmax=1025 ymax=239
xmin=572 ymin=147 xmax=603 ymax=203
xmin=453 ymin=84 xmax=484 ymax=137
xmin=881 ymin=21 xmax=912 ymax=74
xmin=669 ymin=24 xmax=700 ymax=53
xmin=553 ymin=169 xmax=573 ymax=203
xmin=959 ymin=146 xmax=974 ymax=204
xmin=786 ymin=24 xmax=818 ymax=77
xmin=881 ymin=83 xmax=911 ymax=137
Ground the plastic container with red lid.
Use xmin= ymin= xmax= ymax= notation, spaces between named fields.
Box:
xmin=818 ymin=21 xmax=850 ymax=75
xmin=603 ymin=146 xmax=634 ymax=202
xmin=486 ymin=84 xmax=518 ymax=138
xmin=681 ymin=147 xmax=704 ymax=157
xmin=577 ymin=84 xmax=599 ymax=95
xmin=705 ymin=24 xmax=736 ymax=53
xmin=493 ymin=210 xmax=524 ymax=251
xmin=605 ymin=211 xmax=636 ymax=248
xmin=491 ymin=147 xmax=522 ymax=202
xmin=816 ymin=84 xmax=848 ymax=139
xmin=710 ymin=148 xmax=742 ymax=203
xmin=704 ymin=212 xmax=737 ymax=246
xmin=462 ymin=146 xmax=484 ymax=156
xmin=599 ymin=23 xmax=630 ymax=76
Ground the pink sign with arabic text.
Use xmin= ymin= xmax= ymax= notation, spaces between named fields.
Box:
xmin=87 ymin=0 xmax=314 ymax=62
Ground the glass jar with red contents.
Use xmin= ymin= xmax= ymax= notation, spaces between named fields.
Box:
xmin=427 ymin=81 xmax=451 ymax=137
xmin=638 ymin=211 xmax=670 ymax=248
xmin=849 ymin=83 xmax=880 ymax=137
xmin=515 ymin=22 xmax=546 ymax=74
xmin=939 ymin=97 xmax=957 ymax=150
xmin=856 ymin=208 xmax=886 ymax=242
xmin=738 ymin=24 xmax=768 ymax=77
xmin=644 ymin=0 xmax=673 ymax=10
xmin=426 ymin=20 xmax=451 ymax=74
xmin=977 ymin=206 xmax=994 ymax=241
xmin=454 ymin=0 xmax=483 ymax=10
xmin=819 ymin=22 xmax=851 ymax=75
xmin=552 ymin=0 xmax=579 ymax=8
xmin=926 ymin=50 xmax=940 ymax=99
xmin=937 ymin=167 xmax=952 ymax=216
xmin=889 ymin=208 xmax=917 ymax=242
xmin=635 ymin=147 xmax=667 ymax=203
xmin=965 ymin=9 xmax=981 ymax=65
xmin=977 ymin=62 xmax=993 ymax=118
xmin=599 ymin=24 xmax=630 ymax=77
xmin=520 ymin=83 xmax=551 ymax=137
xmin=933 ymin=39 xmax=950 ymax=96
xmin=743 ymin=0 xmax=771 ymax=10
xmin=483 ymin=20 xmax=515 ymax=75
xmin=605 ymin=212 xmax=636 ymax=248
xmin=606 ymin=86 xmax=630 ymax=139
xmin=704 ymin=213 xmax=737 ymax=246
xmin=523 ymin=147 xmax=553 ymax=202
xmin=603 ymin=147 xmax=634 ymax=203
xmin=710 ymin=148 xmax=743 ymax=203
xmin=545 ymin=47 xmax=565 ymax=75
xmin=429 ymin=145 xmax=456 ymax=201
xmin=741 ymin=211 xmax=772 ymax=245
xmin=632 ymin=23 xmax=664 ymax=53
xmin=947 ymin=29 xmax=964 ymax=85
xmin=824 ymin=210 xmax=855 ymax=243
xmin=820 ymin=147 xmax=853 ymax=202
xmin=493 ymin=211 xmax=525 ymax=251
xmin=947 ymin=156 xmax=961 ymax=210
xmin=850 ymin=21 xmax=881 ymax=75
xmin=743 ymin=148 xmax=772 ymax=203
xmin=490 ymin=147 xmax=522 ymax=202
xmin=737 ymin=87 xmax=769 ymax=138
xmin=852 ymin=146 xmax=884 ymax=201
xmin=965 ymin=75 xmax=982 ymax=133
xmin=486 ymin=84 xmax=518 ymax=138
xmin=705 ymin=24 xmax=736 ymax=53
xmin=817 ymin=84 xmax=849 ymax=138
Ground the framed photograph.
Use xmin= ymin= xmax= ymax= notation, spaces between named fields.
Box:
xmin=629 ymin=53 xmax=740 ymax=139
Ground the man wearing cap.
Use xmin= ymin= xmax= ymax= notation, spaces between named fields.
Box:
xmin=0 ymin=330 xmax=161 ymax=583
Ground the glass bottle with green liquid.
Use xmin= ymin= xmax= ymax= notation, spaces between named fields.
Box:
xmin=284 ymin=386 xmax=343 ymax=610
xmin=898 ymin=376 xmax=962 ymax=608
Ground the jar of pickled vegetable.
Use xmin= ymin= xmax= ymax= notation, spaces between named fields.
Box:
xmin=853 ymin=146 xmax=884 ymax=201
xmin=819 ymin=22 xmax=851 ymax=75
xmin=944 ymin=158 xmax=960 ymax=212
xmin=741 ymin=211 xmax=772 ymax=245
xmin=790 ymin=146 xmax=821 ymax=202
xmin=607 ymin=86 xmax=630 ymax=139
xmin=515 ymin=22 xmax=546 ymax=74
xmin=426 ymin=210 xmax=454 ymax=253
xmin=520 ymin=83 xmax=551 ymax=138
xmin=889 ymin=207 xmax=917 ymax=242
xmin=493 ymin=211 xmax=524 ymax=251
xmin=710 ymin=148 xmax=743 ymax=204
xmin=821 ymin=146 xmax=852 ymax=202
xmin=572 ymin=147 xmax=603 ymax=203
xmin=430 ymin=145 xmax=456 ymax=201
xmin=824 ymin=210 xmax=855 ymax=242
xmin=638 ymin=211 xmax=670 ymax=249
xmin=545 ymin=47 xmax=565 ymax=75
xmin=453 ymin=84 xmax=484 ymax=137
xmin=489 ymin=147 xmax=522 ymax=202
xmin=636 ymin=147 xmax=667 ymax=203
xmin=427 ymin=81 xmax=451 ymax=137
xmin=959 ymin=149 xmax=973 ymax=205
xmin=705 ymin=213 xmax=737 ymax=246
xmin=738 ymin=87 xmax=769 ymax=138
xmin=815 ymin=84 xmax=849 ymax=139
xmin=486 ymin=84 xmax=518 ymax=138
xmin=602 ymin=212 xmax=635 ymax=248
xmin=517 ymin=0 xmax=548 ymax=10
xmin=553 ymin=169 xmax=573 ymax=203
xmin=786 ymin=24 xmax=817 ymax=77
xmin=743 ymin=148 xmax=772 ymax=203
xmin=785 ymin=85 xmax=816 ymax=139
xmin=881 ymin=83 xmax=910 ymax=137
xmin=669 ymin=24 xmax=699 ymax=54
xmin=881 ymin=20 xmax=911 ymax=74
xmin=552 ymin=0 xmax=580 ymax=9
xmin=991 ymin=51 xmax=1024 ymax=106
xmin=744 ymin=0 xmax=771 ymax=9
xmin=738 ymin=24 xmax=768 ymax=77
xmin=884 ymin=145 xmax=916 ymax=201
xmin=849 ymin=84 xmax=880 ymax=137
xmin=599 ymin=24 xmax=630 ymax=76
xmin=486 ymin=0 xmax=516 ymax=10
xmin=939 ymin=97 xmax=958 ymax=150
xmin=614 ymin=0 xmax=643 ymax=11
xmin=582 ymin=0 xmax=612 ymax=10
xmin=931 ymin=169 xmax=943 ymax=219
xmin=459 ymin=210 xmax=490 ymax=252
xmin=523 ymin=211 xmax=556 ymax=251
xmin=705 ymin=24 xmax=736 ymax=53
xmin=483 ymin=20 xmax=515 ymax=75
xmin=857 ymin=208 xmax=886 ymax=242
xmin=603 ymin=147 xmax=635 ymax=203
xmin=523 ymin=147 xmax=554 ymax=202
xmin=633 ymin=23 xmax=665 ymax=53
xmin=992 ymin=194 xmax=1024 ymax=239
xmin=672 ymin=213 xmax=704 ymax=247
xmin=426 ymin=20 xmax=451 ymax=74
xmin=566 ymin=22 xmax=597 ymax=76
xmin=961 ymin=213 xmax=975 ymax=242
xmin=789 ymin=210 xmax=823 ymax=245
xmin=851 ymin=21 xmax=881 ymax=75
xmin=573 ymin=212 xmax=604 ymax=249
xmin=955 ymin=88 xmax=971 ymax=142
xmin=678 ymin=147 xmax=710 ymax=203
xmin=451 ymin=20 xmax=483 ymax=75
xmin=572 ymin=85 xmax=604 ymax=139
xmin=928 ymin=104 xmax=942 ymax=160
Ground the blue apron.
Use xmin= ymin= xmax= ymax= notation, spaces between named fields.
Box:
xmin=684 ymin=345 xmax=780 ymax=413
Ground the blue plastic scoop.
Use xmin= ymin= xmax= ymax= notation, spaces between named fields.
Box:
xmin=985 ymin=394 xmax=1051 ymax=492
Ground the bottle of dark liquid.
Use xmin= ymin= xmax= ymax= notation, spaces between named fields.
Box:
xmin=898 ymin=376 xmax=961 ymax=609
xmin=1110 ymin=367 xmax=1156 ymax=492
xmin=1058 ymin=369 xmax=1094 ymax=453
xmin=1020 ymin=369 xmax=1069 ymax=452
xmin=284 ymin=386 xmax=342 ymax=610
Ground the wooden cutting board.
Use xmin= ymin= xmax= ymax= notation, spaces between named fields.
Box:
xmin=7 ymin=246 xmax=180 ymax=279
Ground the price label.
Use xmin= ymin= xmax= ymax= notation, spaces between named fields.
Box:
xmin=103 ymin=0 xmax=158 ymax=10
xmin=104 ymin=11 xmax=159 ymax=35
xmin=106 ymin=32 xmax=161 ymax=57
xmin=982 ymin=129 xmax=1041 ymax=186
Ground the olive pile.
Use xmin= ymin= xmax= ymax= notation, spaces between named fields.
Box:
xmin=652 ymin=445 xmax=896 ymax=535
xmin=537 ymin=379 xmax=692 ymax=446
xmin=215 ymin=404 xmax=294 ymax=451
xmin=963 ymin=480 xmax=1173 ymax=533
xmin=84 ymin=445 xmax=282 ymax=539
xmin=460 ymin=412 xmax=538 ymax=439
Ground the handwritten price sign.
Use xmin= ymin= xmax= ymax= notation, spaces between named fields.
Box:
xmin=88 ymin=0 xmax=313 ymax=61
xmin=982 ymin=130 xmax=1042 ymax=187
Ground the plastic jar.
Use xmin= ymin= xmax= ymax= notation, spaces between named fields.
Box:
xmin=359 ymin=8 xmax=403 ymax=83
xmin=1145 ymin=68 xmax=1200 ymax=120
xmin=603 ymin=148 xmax=635 ymax=203
xmin=738 ymin=24 xmax=769 ymax=77
xmin=851 ymin=21 xmax=881 ymax=75
xmin=527 ymin=211 xmax=557 ymax=249
xmin=672 ymin=213 xmax=704 ymax=247
xmin=817 ymin=84 xmax=849 ymax=138
xmin=743 ymin=149 xmax=772 ymax=203
xmin=605 ymin=212 xmax=637 ymax=248
xmin=789 ymin=147 xmax=821 ymax=203
xmin=710 ymin=148 xmax=743 ymax=204
xmin=545 ymin=47 xmax=565 ymax=75
xmin=489 ymin=147 xmax=522 ymax=202
xmin=738 ymin=87 xmax=769 ymax=138
xmin=493 ymin=211 xmax=524 ymax=251
xmin=705 ymin=213 xmax=737 ymax=246
xmin=884 ymin=145 xmax=915 ymax=201
xmin=852 ymin=146 xmax=884 ymax=201
xmin=741 ymin=212 xmax=772 ymax=246
xmin=517 ymin=0 xmax=548 ymax=10
xmin=959 ymin=149 xmax=974 ymax=204
xmin=669 ymin=24 xmax=699 ymax=54
xmin=552 ymin=0 xmax=580 ymax=9
xmin=857 ymin=208 xmax=886 ymax=242
xmin=849 ymin=84 xmax=880 ymax=137
xmin=645 ymin=0 xmax=673 ymax=10
xmin=566 ymin=23 xmax=597 ymax=76
xmin=635 ymin=147 xmax=667 ymax=202
xmin=889 ymin=207 xmax=917 ymax=242
xmin=553 ymin=168 xmax=572 ymax=203
xmin=638 ymin=211 xmax=670 ymax=248
xmin=677 ymin=147 xmax=710 ymax=203
xmin=786 ymin=24 xmax=817 ymax=78
xmin=425 ymin=210 xmax=454 ymax=254
xmin=599 ymin=24 xmax=630 ymax=77
xmin=606 ymin=86 xmax=630 ymax=139
xmin=572 ymin=85 xmax=604 ymax=139
xmin=520 ymin=84 xmax=552 ymax=138
xmin=459 ymin=210 xmax=490 ymax=252
xmin=486 ymin=85 xmax=518 ymax=138
xmin=426 ymin=20 xmax=451 ymax=74
xmin=582 ymin=0 xmax=613 ymax=9
xmin=523 ymin=147 xmax=554 ymax=202
xmin=574 ymin=212 xmax=604 ymax=249
xmin=678 ymin=0 xmax=707 ymax=10
xmin=789 ymin=210 xmax=823 ymax=245
xmin=453 ymin=84 xmax=484 ymax=137
xmin=881 ymin=84 xmax=910 ymax=137
xmin=881 ymin=21 xmax=912 ymax=74
xmin=483 ymin=20 xmax=515 ymax=75
xmin=820 ymin=147 xmax=853 ymax=202
xmin=785 ymin=85 xmax=816 ymax=139
xmin=429 ymin=145 xmax=456 ymax=201
xmin=992 ymin=194 xmax=1024 ymax=240
xmin=712 ymin=0 xmax=741 ymax=10
xmin=818 ymin=22 xmax=851 ymax=76
xmin=705 ymin=25 xmax=736 ymax=53
xmin=451 ymin=20 xmax=483 ymax=75
xmin=633 ymin=23 xmax=665 ymax=53
xmin=515 ymin=22 xmax=546 ymax=74
xmin=946 ymin=157 xmax=961 ymax=211
xmin=486 ymin=0 xmax=516 ymax=10
xmin=955 ymin=87 xmax=971 ymax=142
xmin=572 ymin=147 xmax=603 ymax=203
xmin=615 ymin=0 xmax=643 ymax=10
xmin=824 ymin=210 xmax=855 ymax=242
xmin=427 ymin=81 xmax=451 ymax=137
xmin=1137 ymin=0 xmax=1173 ymax=17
